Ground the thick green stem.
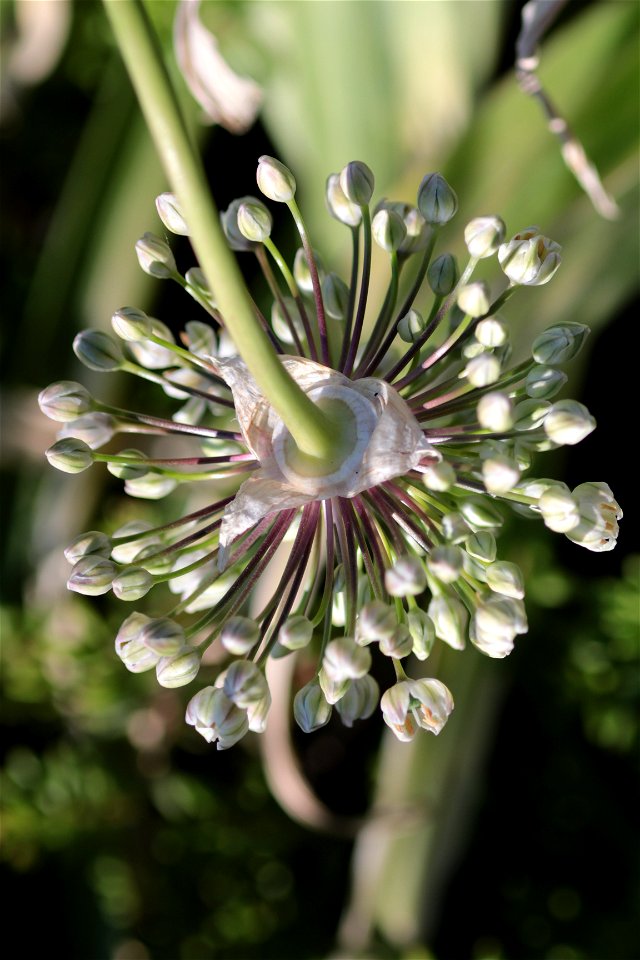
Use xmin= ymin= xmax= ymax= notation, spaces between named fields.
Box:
xmin=102 ymin=0 xmax=339 ymax=462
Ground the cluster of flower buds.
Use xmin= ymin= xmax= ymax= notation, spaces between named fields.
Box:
xmin=41 ymin=156 xmax=621 ymax=748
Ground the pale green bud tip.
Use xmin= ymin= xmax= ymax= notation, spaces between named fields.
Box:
xmin=293 ymin=679 xmax=332 ymax=733
xmin=397 ymin=309 xmax=425 ymax=344
xmin=428 ymin=253 xmax=458 ymax=295
xmin=532 ymin=323 xmax=589 ymax=365
xmin=335 ymin=675 xmax=379 ymax=727
xmin=477 ymin=392 xmax=513 ymax=432
xmin=64 ymin=530 xmax=111 ymax=564
xmin=385 ymin=555 xmax=427 ymax=597
xmin=112 ymin=307 xmax=154 ymax=342
xmin=186 ymin=687 xmax=249 ymax=748
xmin=464 ymin=216 xmax=506 ymax=259
xmin=73 ymin=330 xmax=123 ymax=371
xmin=236 ymin=200 xmax=272 ymax=242
xmin=339 ymin=160 xmax=375 ymax=206
xmin=221 ymin=196 xmax=260 ymax=251
xmin=486 ymin=561 xmax=525 ymax=600
xmin=427 ymin=594 xmax=468 ymax=650
xmin=156 ymin=646 xmax=201 ymax=688
xmin=427 ymin=545 xmax=463 ymax=584
xmin=221 ymin=616 xmax=260 ymax=656
xmin=293 ymin=247 xmax=323 ymax=293
xmin=322 ymin=273 xmax=350 ymax=321
xmin=223 ymin=660 xmax=268 ymax=708
xmin=407 ymin=610 xmax=436 ymax=661
xmin=112 ymin=566 xmax=154 ymax=601
xmin=256 ymin=155 xmax=296 ymax=202
xmin=322 ymin=637 xmax=371 ymax=682
xmin=465 ymin=531 xmax=497 ymax=564
xmin=544 ymin=400 xmax=596 ymax=445
xmin=457 ymin=282 xmax=491 ymax=318
xmin=46 ymin=438 xmax=93 ymax=473
xmin=67 ymin=555 xmax=116 ymax=596
xmin=460 ymin=497 xmax=503 ymax=529
xmin=39 ymin=381 xmax=93 ymax=422
xmin=371 ymin=208 xmax=406 ymax=252
xmin=417 ymin=173 xmax=458 ymax=225
xmin=279 ymin=615 xmax=313 ymax=651
xmin=525 ymin=365 xmax=568 ymax=399
xmin=498 ymin=228 xmax=562 ymax=286
xmin=325 ymin=173 xmax=362 ymax=227
xmin=155 ymin=192 xmax=189 ymax=236
xmin=356 ymin=600 xmax=397 ymax=644
xmin=135 ymin=232 xmax=177 ymax=279
xmin=471 ymin=596 xmax=527 ymax=658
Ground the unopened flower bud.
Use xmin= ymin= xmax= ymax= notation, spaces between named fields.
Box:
xmin=407 ymin=610 xmax=436 ymax=660
xmin=115 ymin=612 xmax=160 ymax=673
xmin=107 ymin=449 xmax=148 ymax=480
xmin=513 ymin=398 xmax=551 ymax=432
xmin=247 ymin=687 xmax=271 ymax=733
xmin=339 ymin=161 xmax=374 ymax=206
xmin=486 ymin=561 xmax=525 ymax=599
xmin=279 ymin=614 xmax=313 ymax=651
xmin=427 ymin=594 xmax=468 ymax=650
xmin=141 ymin=617 xmax=186 ymax=656
xmin=112 ymin=566 xmax=154 ymax=601
xmin=73 ymin=330 xmax=124 ymax=371
xmin=325 ymin=173 xmax=362 ymax=227
xmin=293 ymin=678 xmax=332 ymax=732
xmin=322 ymin=637 xmax=371 ymax=682
xmin=397 ymin=309 xmax=425 ymax=344
xmin=318 ymin=668 xmax=349 ymax=705
xmin=464 ymin=531 xmax=497 ymax=564
xmin=385 ymin=555 xmax=427 ymax=597
xmin=221 ymin=616 xmax=260 ymax=655
xmin=321 ymin=273 xmax=349 ymax=321
xmin=427 ymin=253 xmax=458 ymax=295
xmin=457 ymin=282 xmax=490 ymax=318
xmin=186 ymin=687 xmax=249 ymax=748
xmin=135 ymin=232 xmax=177 ymax=279
xmin=221 ymin=196 xmax=260 ymax=251
xmin=124 ymin=473 xmax=177 ymax=500
xmin=237 ymin=199 xmax=272 ymax=242
xmin=482 ymin=455 xmax=520 ymax=494
xmin=427 ymin=545 xmax=464 ymax=583
xmin=422 ymin=460 xmax=456 ymax=491
xmin=39 ymin=381 xmax=93 ymax=422
xmin=464 ymin=216 xmax=506 ymax=258
xmin=475 ymin=316 xmax=508 ymax=348
xmin=185 ymin=268 xmax=215 ymax=306
xmin=525 ymin=365 xmax=567 ymax=399
xmin=293 ymin=247 xmax=323 ymax=293
xmin=417 ymin=173 xmax=458 ymax=224
xmin=335 ymin=675 xmax=379 ymax=727
xmin=58 ymin=412 xmax=115 ymax=450
xmin=460 ymin=497 xmax=503 ymax=529
xmin=477 ymin=392 xmax=513 ymax=432
xmin=223 ymin=660 xmax=268 ymax=708
xmin=356 ymin=600 xmax=397 ymax=644
xmin=471 ymin=596 xmax=527 ymax=658
xmin=372 ymin=208 xmax=406 ymax=252
xmin=442 ymin=512 xmax=471 ymax=543
xmin=156 ymin=646 xmax=201 ymax=688
xmin=544 ymin=400 xmax=596 ymax=445
xmin=498 ymin=228 xmax=561 ymax=286
xmin=379 ymin=623 xmax=413 ymax=659
xmin=112 ymin=307 xmax=154 ymax=342
xmin=67 ymin=555 xmax=116 ymax=595
xmin=538 ymin=486 xmax=579 ymax=533
xmin=155 ymin=192 xmax=189 ymax=235
xmin=257 ymin=155 xmax=296 ymax=202
xmin=532 ymin=323 xmax=589 ymax=365
xmin=46 ymin=438 xmax=93 ymax=473
xmin=465 ymin=353 xmax=501 ymax=387
xmin=64 ymin=530 xmax=111 ymax=564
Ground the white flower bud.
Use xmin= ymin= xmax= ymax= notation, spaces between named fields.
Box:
xmin=64 ymin=531 xmax=111 ymax=565
xmin=442 ymin=512 xmax=471 ymax=543
xmin=46 ymin=438 xmax=93 ymax=474
xmin=156 ymin=646 xmax=201 ymax=688
xmin=293 ymin=246 xmax=324 ymax=294
xmin=67 ymin=555 xmax=116 ymax=596
xmin=223 ymin=660 xmax=268 ymax=708
xmin=428 ymin=253 xmax=458 ymax=295
xmin=73 ymin=330 xmax=124 ymax=371
xmin=237 ymin=200 xmax=272 ymax=243
xmin=475 ymin=316 xmax=508 ymax=348
xmin=271 ymin=297 xmax=305 ymax=345
xmin=464 ymin=353 xmax=501 ymax=388
xmin=464 ymin=531 xmax=497 ymax=564
xmin=538 ymin=486 xmax=580 ymax=533
xmin=124 ymin=474 xmax=177 ymax=500
xmin=356 ymin=601 xmax=397 ymax=644
xmin=525 ymin=365 xmax=568 ymax=399
xmin=135 ymin=232 xmax=177 ymax=279
xmin=471 ymin=596 xmax=528 ymax=658
xmin=293 ymin=679 xmax=332 ymax=732
xmin=427 ymin=545 xmax=464 ymax=583
xmin=372 ymin=208 xmax=406 ymax=252
xmin=385 ymin=555 xmax=427 ymax=597
xmin=141 ymin=618 xmax=186 ymax=656
xmin=485 ymin=561 xmax=525 ymax=599
xmin=129 ymin=318 xmax=175 ymax=369
xmin=278 ymin=615 xmax=313 ymax=651
xmin=247 ymin=687 xmax=271 ymax=733
xmin=325 ymin=173 xmax=362 ymax=227
xmin=115 ymin=612 xmax=161 ymax=673
xmin=110 ymin=521 xmax=155 ymax=564
xmin=460 ymin=498 xmax=503 ymax=529
xmin=477 ymin=392 xmax=514 ymax=432
xmin=112 ymin=566 xmax=154 ymax=601
xmin=544 ymin=400 xmax=596 ymax=445
xmin=407 ymin=610 xmax=436 ymax=660
xmin=112 ymin=307 xmax=154 ymax=342
xmin=532 ymin=323 xmax=589 ymax=365
xmin=421 ymin=460 xmax=456 ymax=492
xmin=498 ymin=228 xmax=562 ymax=286
xmin=379 ymin=623 xmax=413 ymax=659
xmin=322 ymin=637 xmax=371 ymax=682
xmin=318 ymin=667 xmax=349 ymax=705
xmin=57 ymin=412 xmax=115 ymax=450
xmin=335 ymin=675 xmax=379 ymax=727
xmin=39 ymin=381 xmax=93 ymax=422
xmin=221 ymin=196 xmax=260 ymax=251
xmin=428 ymin=594 xmax=468 ymax=650
xmin=482 ymin=455 xmax=520 ymax=494
xmin=185 ymin=687 xmax=249 ymax=748
xmin=155 ymin=192 xmax=189 ymax=235
xmin=221 ymin=616 xmax=260 ymax=655
xmin=257 ymin=155 xmax=296 ymax=202
xmin=322 ymin=273 xmax=350 ymax=321
xmin=339 ymin=161 xmax=374 ymax=206
xmin=457 ymin=282 xmax=491 ymax=318
xmin=107 ymin=449 xmax=148 ymax=481
xmin=417 ymin=173 xmax=458 ymax=224
xmin=464 ymin=216 xmax=506 ymax=258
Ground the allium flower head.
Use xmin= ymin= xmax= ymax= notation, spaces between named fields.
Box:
xmin=41 ymin=158 xmax=621 ymax=748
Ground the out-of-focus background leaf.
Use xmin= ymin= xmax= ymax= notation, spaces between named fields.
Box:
xmin=1 ymin=1 xmax=638 ymax=958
